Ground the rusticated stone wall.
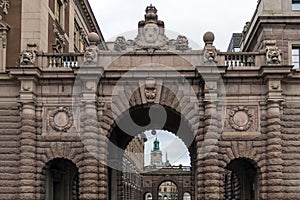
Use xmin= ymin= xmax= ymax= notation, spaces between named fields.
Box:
xmin=282 ymin=102 xmax=300 ymax=200
xmin=0 ymin=104 xmax=21 ymax=200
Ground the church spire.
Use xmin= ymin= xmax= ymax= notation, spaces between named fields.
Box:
xmin=153 ymin=136 xmax=160 ymax=151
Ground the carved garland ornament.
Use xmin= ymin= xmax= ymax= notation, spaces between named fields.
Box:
xmin=229 ymin=106 xmax=253 ymax=131
xmin=49 ymin=107 xmax=73 ymax=132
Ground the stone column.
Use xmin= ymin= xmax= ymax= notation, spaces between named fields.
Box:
xmin=264 ymin=78 xmax=283 ymax=200
xmin=195 ymin=106 xmax=205 ymax=199
xmin=80 ymin=101 xmax=100 ymax=200
xmin=202 ymin=81 xmax=222 ymax=200
xmin=80 ymin=78 xmax=107 ymax=200
xmin=266 ymin=99 xmax=283 ymax=199
xmin=18 ymin=79 xmax=37 ymax=200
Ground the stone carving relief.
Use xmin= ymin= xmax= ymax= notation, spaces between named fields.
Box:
xmin=53 ymin=23 xmax=66 ymax=52
xmin=242 ymin=21 xmax=250 ymax=36
xmin=49 ymin=107 xmax=73 ymax=132
xmin=143 ymin=180 xmax=151 ymax=187
xmin=203 ymin=46 xmax=217 ymax=63
xmin=229 ymin=106 xmax=253 ymax=131
xmin=110 ymin=5 xmax=190 ymax=53
xmin=269 ymin=80 xmax=281 ymax=91
xmin=0 ymin=0 xmax=9 ymax=15
xmin=144 ymin=77 xmax=157 ymax=103
xmin=84 ymin=47 xmax=97 ymax=64
xmin=175 ymin=35 xmax=189 ymax=51
xmin=20 ymin=50 xmax=36 ymax=65
xmin=134 ymin=4 xmax=169 ymax=53
xmin=83 ymin=32 xmax=99 ymax=65
xmin=265 ymin=40 xmax=281 ymax=64
xmin=114 ymin=36 xmax=127 ymax=51
xmin=20 ymin=44 xmax=38 ymax=65
xmin=203 ymin=31 xmax=218 ymax=63
xmin=0 ymin=20 xmax=9 ymax=48
xmin=224 ymin=105 xmax=259 ymax=133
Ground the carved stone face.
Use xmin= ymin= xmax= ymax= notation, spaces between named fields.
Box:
xmin=144 ymin=23 xmax=159 ymax=43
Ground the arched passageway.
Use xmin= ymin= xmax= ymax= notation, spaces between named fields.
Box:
xmin=107 ymin=105 xmax=196 ymax=200
xmin=43 ymin=158 xmax=79 ymax=200
xmin=158 ymin=181 xmax=178 ymax=200
xmin=224 ymin=158 xmax=259 ymax=200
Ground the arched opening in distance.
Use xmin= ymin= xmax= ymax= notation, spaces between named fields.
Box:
xmin=158 ymin=181 xmax=178 ymax=200
xmin=183 ymin=192 xmax=191 ymax=200
xmin=224 ymin=158 xmax=259 ymax=200
xmin=145 ymin=192 xmax=153 ymax=200
xmin=144 ymin=129 xmax=191 ymax=169
xmin=44 ymin=158 xmax=79 ymax=200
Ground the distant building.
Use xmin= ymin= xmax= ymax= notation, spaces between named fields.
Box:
xmin=147 ymin=137 xmax=171 ymax=168
xmin=227 ymin=33 xmax=242 ymax=52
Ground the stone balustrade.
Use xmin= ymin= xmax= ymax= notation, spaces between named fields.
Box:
xmin=219 ymin=52 xmax=264 ymax=67
xmin=32 ymin=50 xmax=267 ymax=69
xmin=35 ymin=52 xmax=84 ymax=68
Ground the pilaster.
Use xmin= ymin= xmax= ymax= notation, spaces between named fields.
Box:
xmin=265 ymin=79 xmax=284 ymax=200
xmin=79 ymin=65 xmax=107 ymax=200
xmin=261 ymin=64 xmax=291 ymax=200
xmin=202 ymin=80 xmax=222 ymax=200
xmin=18 ymin=78 xmax=37 ymax=200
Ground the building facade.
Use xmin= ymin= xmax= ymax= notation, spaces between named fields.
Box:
xmin=1 ymin=0 xmax=300 ymax=200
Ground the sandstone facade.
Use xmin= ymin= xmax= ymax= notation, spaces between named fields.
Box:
xmin=0 ymin=0 xmax=300 ymax=200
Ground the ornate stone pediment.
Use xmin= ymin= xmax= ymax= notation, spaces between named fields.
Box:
xmin=110 ymin=5 xmax=191 ymax=53
xmin=134 ymin=4 xmax=169 ymax=53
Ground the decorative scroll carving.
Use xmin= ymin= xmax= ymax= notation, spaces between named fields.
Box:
xmin=144 ymin=77 xmax=156 ymax=103
xmin=265 ymin=40 xmax=281 ymax=64
xmin=49 ymin=107 xmax=73 ymax=132
xmin=229 ymin=106 xmax=253 ymax=131
xmin=0 ymin=0 xmax=9 ymax=15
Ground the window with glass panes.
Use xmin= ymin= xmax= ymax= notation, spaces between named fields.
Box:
xmin=292 ymin=48 xmax=300 ymax=68
xmin=55 ymin=0 xmax=63 ymax=24
xmin=292 ymin=0 xmax=300 ymax=10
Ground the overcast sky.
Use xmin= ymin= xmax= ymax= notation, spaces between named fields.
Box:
xmin=144 ymin=130 xmax=190 ymax=166
xmin=89 ymin=0 xmax=258 ymax=51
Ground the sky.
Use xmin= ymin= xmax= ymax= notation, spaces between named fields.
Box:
xmin=89 ymin=0 xmax=258 ymax=51
xmin=143 ymin=130 xmax=190 ymax=166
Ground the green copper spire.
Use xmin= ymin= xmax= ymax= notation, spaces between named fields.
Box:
xmin=153 ymin=137 xmax=160 ymax=151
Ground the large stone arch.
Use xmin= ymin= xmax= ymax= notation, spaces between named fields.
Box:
xmin=219 ymin=141 xmax=263 ymax=170
xmin=99 ymin=78 xmax=203 ymax=139
xmin=37 ymin=143 xmax=84 ymax=174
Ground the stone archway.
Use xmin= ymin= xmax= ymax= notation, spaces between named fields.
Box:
xmin=43 ymin=158 xmax=79 ymax=200
xmin=224 ymin=158 xmax=259 ymax=200
xmin=106 ymin=104 xmax=197 ymax=200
